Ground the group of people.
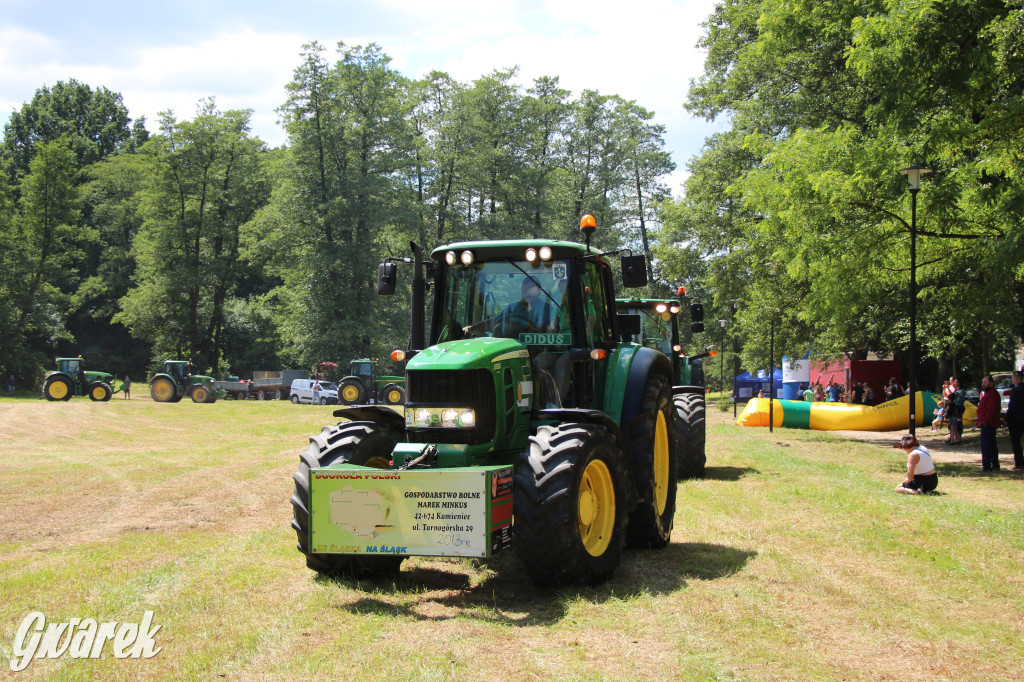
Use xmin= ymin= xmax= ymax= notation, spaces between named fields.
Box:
xmin=795 ymin=378 xmax=909 ymax=405
xmin=898 ymin=370 xmax=1024 ymax=494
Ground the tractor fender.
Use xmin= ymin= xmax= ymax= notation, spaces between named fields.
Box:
xmin=333 ymin=405 xmax=405 ymax=432
xmin=536 ymin=408 xmax=630 ymax=457
xmin=673 ymin=385 xmax=704 ymax=396
xmin=620 ymin=346 xmax=674 ymax=427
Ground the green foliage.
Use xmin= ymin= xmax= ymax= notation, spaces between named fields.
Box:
xmin=660 ymin=0 xmax=1024 ymax=388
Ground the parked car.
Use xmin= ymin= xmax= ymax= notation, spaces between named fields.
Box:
xmin=289 ymin=379 xmax=338 ymax=405
xmin=992 ymin=372 xmax=1014 ymax=413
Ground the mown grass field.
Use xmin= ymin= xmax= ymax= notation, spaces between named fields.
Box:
xmin=1 ymin=395 xmax=1023 ymax=680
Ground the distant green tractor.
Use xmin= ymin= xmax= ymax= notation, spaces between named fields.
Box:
xmin=149 ymin=360 xmax=220 ymax=403
xmin=616 ymin=298 xmax=707 ymax=479
xmin=41 ymin=357 xmax=115 ymax=402
xmin=337 ymin=358 xmax=406 ymax=406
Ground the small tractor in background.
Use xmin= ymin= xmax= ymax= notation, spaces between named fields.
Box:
xmin=149 ymin=360 xmax=220 ymax=403
xmin=291 ymin=216 xmax=698 ymax=586
xmin=337 ymin=358 xmax=406 ymax=406
xmin=615 ymin=296 xmax=709 ymax=479
xmin=41 ymin=356 xmax=115 ymax=402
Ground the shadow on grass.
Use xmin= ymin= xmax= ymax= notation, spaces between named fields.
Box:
xmin=326 ymin=542 xmax=756 ymax=625
xmin=702 ymin=466 xmax=758 ymax=481
xmin=937 ymin=461 xmax=1022 ymax=478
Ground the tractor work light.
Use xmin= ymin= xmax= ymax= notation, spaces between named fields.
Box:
xmin=669 ymin=304 xmax=680 ymax=314
xmin=673 ymin=344 xmax=682 ymax=352
xmin=445 ymin=250 xmax=457 ymax=265
xmin=539 ymin=246 xmax=553 ymax=261
xmin=525 ymin=248 xmax=538 ymax=262
xmin=406 ymin=406 xmax=476 ymax=429
xmin=460 ymin=250 xmax=475 ymax=265
xmin=655 ymin=303 xmax=668 ymax=313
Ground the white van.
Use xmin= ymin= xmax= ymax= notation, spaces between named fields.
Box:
xmin=290 ymin=379 xmax=338 ymax=405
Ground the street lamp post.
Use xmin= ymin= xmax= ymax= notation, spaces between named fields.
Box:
xmin=731 ymin=300 xmax=740 ymax=418
xmin=900 ymin=165 xmax=931 ymax=437
xmin=769 ymin=318 xmax=775 ymax=433
xmin=719 ymin=319 xmax=727 ymax=399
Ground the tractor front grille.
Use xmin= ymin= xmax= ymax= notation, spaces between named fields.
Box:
xmin=406 ymin=369 xmax=496 ymax=445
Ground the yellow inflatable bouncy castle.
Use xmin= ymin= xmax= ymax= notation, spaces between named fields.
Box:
xmin=737 ymin=392 xmax=977 ymax=431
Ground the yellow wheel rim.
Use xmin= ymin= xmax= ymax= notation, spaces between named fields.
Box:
xmin=342 ymin=385 xmax=360 ymax=402
xmin=193 ymin=387 xmax=207 ymax=402
xmin=388 ymin=390 xmax=401 ymax=403
xmin=654 ymin=411 xmax=670 ymax=515
xmin=91 ymin=386 xmax=106 ymax=400
xmin=578 ymin=459 xmax=615 ymax=557
xmin=152 ymin=380 xmax=174 ymax=402
xmin=48 ymin=381 xmax=68 ymax=400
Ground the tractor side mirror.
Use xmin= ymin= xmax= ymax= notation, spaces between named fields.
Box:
xmin=620 ymin=255 xmax=648 ymax=288
xmin=690 ymin=302 xmax=704 ymax=322
xmin=691 ymin=322 xmax=705 ymax=333
xmin=616 ymin=313 xmax=642 ymax=342
xmin=377 ymin=262 xmax=397 ymax=295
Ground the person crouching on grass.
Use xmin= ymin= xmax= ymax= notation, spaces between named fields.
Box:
xmin=895 ymin=434 xmax=938 ymax=495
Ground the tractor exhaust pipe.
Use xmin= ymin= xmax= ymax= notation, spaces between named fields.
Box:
xmin=409 ymin=241 xmax=426 ymax=351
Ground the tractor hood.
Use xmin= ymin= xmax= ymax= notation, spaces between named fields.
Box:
xmin=408 ymin=337 xmax=529 ymax=372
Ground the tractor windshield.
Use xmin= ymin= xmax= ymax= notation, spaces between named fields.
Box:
xmin=436 ymin=259 xmax=572 ymax=345
xmin=623 ymin=308 xmax=674 ymax=356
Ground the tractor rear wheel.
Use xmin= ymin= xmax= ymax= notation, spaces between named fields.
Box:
xmin=43 ymin=376 xmax=73 ymax=401
xmin=88 ymin=382 xmax=113 ymax=402
xmin=191 ymin=386 xmax=210 ymax=403
xmin=625 ymin=374 xmax=677 ymax=549
xmin=151 ymin=377 xmax=177 ymax=403
xmin=290 ymin=421 xmax=404 ymax=577
xmin=382 ymin=383 xmax=406 ymax=405
xmin=339 ymin=378 xmax=366 ymax=405
xmin=674 ymin=392 xmax=706 ymax=479
xmin=513 ymin=422 xmax=629 ymax=586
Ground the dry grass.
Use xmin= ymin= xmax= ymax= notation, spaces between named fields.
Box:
xmin=1 ymin=395 xmax=1023 ymax=680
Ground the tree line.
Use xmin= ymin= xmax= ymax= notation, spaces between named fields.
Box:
xmin=656 ymin=0 xmax=1024 ymax=389
xmin=0 ymin=41 xmax=674 ymax=385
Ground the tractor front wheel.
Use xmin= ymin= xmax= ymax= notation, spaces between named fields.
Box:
xmin=43 ymin=376 xmax=73 ymax=401
xmin=290 ymin=421 xmax=404 ymax=577
xmin=625 ymin=374 xmax=677 ymax=548
xmin=674 ymin=392 xmax=706 ymax=479
xmin=191 ymin=386 xmax=210 ymax=403
xmin=151 ymin=377 xmax=177 ymax=403
xmin=339 ymin=378 xmax=366 ymax=405
xmin=88 ymin=382 xmax=113 ymax=402
xmin=513 ymin=422 xmax=629 ymax=586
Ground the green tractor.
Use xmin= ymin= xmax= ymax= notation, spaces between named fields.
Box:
xmin=615 ymin=297 xmax=708 ymax=479
xmin=291 ymin=217 xmax=693 ymax=586
xmin=337 ymin=358 xmax=407 ymax=406
xmin=41 ymin=356 xmax=115 ymax=402
xmin=149 ymin=360 xmax=220 ymax=403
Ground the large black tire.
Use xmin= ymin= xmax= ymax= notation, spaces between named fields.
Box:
xmin=151 ymin=377 xmax=177 ymax=403
xmin=43 ymin=376 xmax=73 ymax=402
xmin=291 ymin=394 xmax=300 ymax=404
xmin=190 ymin=386 xmax=210 ymax=403
xmin=88 ymin=382 xmax=113 ymax=402
xmin=339 ymin=378 xmax=366 ymax=405
xmin=674 ymin=392 xmax=706 ymax=479
xmin=513 ymin=422 xmax=629 ymax=587
xmin=625 ymin=374 xmax=677 ymax=549
xmin=290 ymin=421 xmax=404 ymax=577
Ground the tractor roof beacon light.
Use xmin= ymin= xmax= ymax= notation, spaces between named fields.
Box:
xmin=677 ymin=286 xmax=686 ymax=297
xmin=580 ymin=214 xmax=597 ymax=251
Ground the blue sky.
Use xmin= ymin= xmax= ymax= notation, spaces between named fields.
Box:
xmin=0 ymin=0 xmax=724 ymax=194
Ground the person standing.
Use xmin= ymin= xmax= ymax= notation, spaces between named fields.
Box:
xmin=801 ymin=383 xmax=813 ymax=402
xmin=6 ymin=373 xmax=13 ymax=396
xmin=885 ymin=378 xmax=900 ymax=402
xmin=977 ymin=375 xmax=1001 ymax=472
xmin=851 ymin=381 xmax=864 ymax=405
xmin=862 ymin=382 xmax=875 ymax=405
xmin=122 ymin=376 xmax=131 ymax=399
xmin=948 ymin=379 xmax=965 ymax=445
xmin=1006 ymin=371 xmax=1024 ymax=470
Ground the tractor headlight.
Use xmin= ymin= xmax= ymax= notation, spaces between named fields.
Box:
xmin=445 ymin=251 xmax=457 ymax=265
xmin=405 ymin=406 xmax=476 ymax=429
xmin=655 ymin=303 xmax=668 ymax=313
xmin=539 ymin=246 xmax=552 ymax=261
xmin=525 ymin=248 xmax=538 ymax=263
